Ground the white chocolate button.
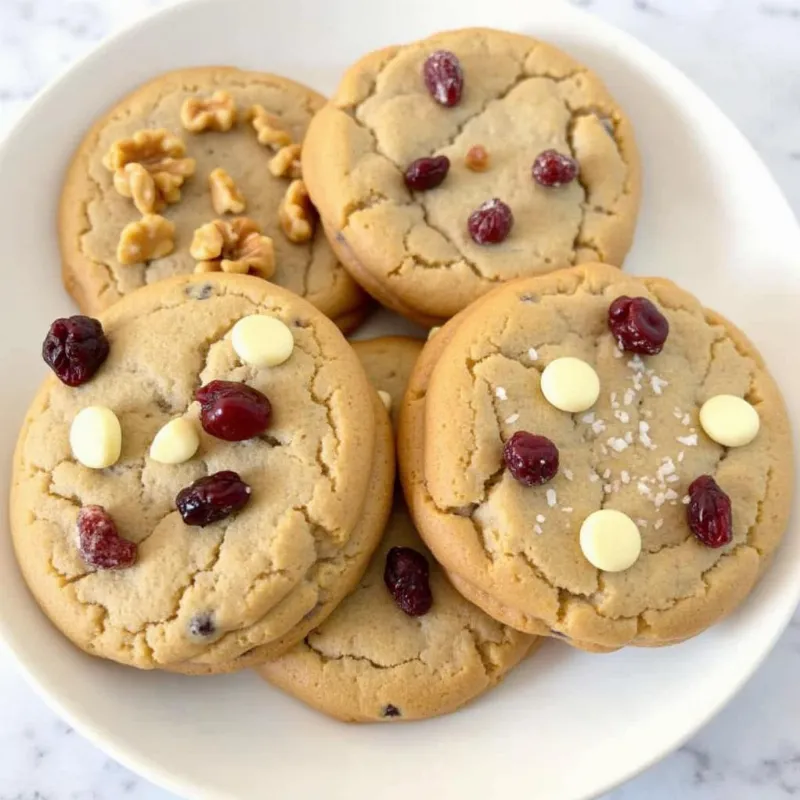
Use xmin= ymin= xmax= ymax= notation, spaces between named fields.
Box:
xmin=231 ymin=314 xmax=294 ymax=368
xmin=150 ymin=417 xmax=200 ymax=464
xmin=70 ymin=406 xmax=122 ymax=469
xmin=378 ymin=390 xmax=392 ymax=413
xmin=699 ymin=394 xmax=760 ymax=447
xmin=579 ymin=509 xmax=642 ymax=572
xmin=540 ymin=357 xmax=600 ymax=413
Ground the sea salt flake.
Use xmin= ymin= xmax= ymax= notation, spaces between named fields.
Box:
xmin=534 ymin=524 xmax=543 ymax=535
xmin=582 ymin=412 xmax=596 ymax=424
xmin=666 ymin=474 xmax=680 ymax=483
xmin=654 ymin=518 xmax=664 ymax=530
xmin=651 ymin=375 xmax=669 ymax=395
xmin=682 ymin=495 xmax=690 ymax=505
xmin=628 ymin=355 xmax=645 ymax=372
xmin=624 ymin=388 xmax=636 ymax=406
xmin=637 ymin=481 xmax=652 ymax=496
xmin=665 ymin=489 xmax=679 ymax=501
xmin=603 ymin=468 xmax=612 ymax=479
xmin=613 ymin=345 xmax=624 ymax=359
xmin=621 ymin=470 xmax=631 ymax=484
xmin=562 ymin=507 xmax=573 ymax=513
xmin=681 ymin=414 xmax=691 ymax=426
xmin=536 ymin=514 xmax=546 ymax=523
xmin=505 ymin=413 xmax=520 ymax=424
xmin=603 ymin=484 xmax=613 ymax=494
xmin=614 ymin=409 xmax=630 ymax=424
xmin=528 ymin=347 xmax=539 ymax=361
xmin=546 ymin=489 xmax=557 ymax=508
xmin=654 ymin=492 xmax=666 ymax=509
xmin=563 ymin=468 xmax=574 ymax=481
xmin=495 ymin=387 xmax=508 ymax=401
xmin=592 ymin=419 xmax=606 ymax=434
xmin=624 ymin=431 xmax=634 ymax=444
xmin=677 ymin=451 xmax=685 ymax=463
xmin=639 ymin=420 xmax=655 ymax=449
xmin=636 ymin=518 xmax=648 ymax=528
xmin=608 ymin=437 xmax=628 ymax=453
xmin=677 ymin=434 xmax=698 ymax=446
xmin=589 ymin=473 xmax=600 ymax=483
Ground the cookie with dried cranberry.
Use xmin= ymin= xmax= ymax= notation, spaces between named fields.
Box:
xmin=10 ymin=273 xmax=393 ymax=673
xmin=59 ymin=66 xmax=368 ymax=332
xmin=398 ymin=263 xmax=792 ymax=651
xmin=260 ymin=336 xmax=535 ymax=721
xmin=303 ymin=28 xmax=641 ymax=327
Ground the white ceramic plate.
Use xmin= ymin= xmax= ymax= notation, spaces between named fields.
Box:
xmin=1 ymin=1 xmax=798 ymax=798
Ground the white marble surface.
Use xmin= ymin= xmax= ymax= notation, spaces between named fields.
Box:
xmin=0 ymin=0 xmax=799 ymax=797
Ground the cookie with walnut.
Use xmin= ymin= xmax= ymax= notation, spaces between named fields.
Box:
xmin=10 ymin=274 xmax=393 ymax=674
xmin=398 ymin=263 xmax=792 ymax=651
xmin=303 ymin=28 xmax=641 ymax=327
xmin=59 ymin=66 xmax=368 ymax=332
xmin=260 ymin=336 xmax=536 ymax=722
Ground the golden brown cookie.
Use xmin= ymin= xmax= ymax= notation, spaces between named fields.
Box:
xmin=59 ymin=67 xmax=368 ymax=331
xmin=398 ymin=264 xmax=792 ymax=651
xmin=303 ymin=28 xmax=641 ymax=327
xmin=260 ymin=336 xmax=535 ymax=721
xmin=11 ymin=274 xmax=393 ymax=673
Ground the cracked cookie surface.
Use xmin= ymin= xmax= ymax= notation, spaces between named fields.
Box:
xmin=11 ymin=274 xmax=393 ymax=672
xmin=59 ymin=66 xmax=368 ymax=331
xmin=398 ymin=264 xmax=792 ymax=650
xmin=260 ymin=336 xmax=534 ymax=721
xmin=303 ymin=28 xmax=641 ymax=326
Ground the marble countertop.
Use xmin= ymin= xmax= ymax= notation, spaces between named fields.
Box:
xmin=1 ymin=0 xmax=799 ymax=798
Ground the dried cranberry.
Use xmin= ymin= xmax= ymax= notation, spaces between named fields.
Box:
xmin=188 ymin=612 xmax=216 ymax=639
xmin=422 ymin=50 xmax=464 ymax=107
xmin=532 ymin=150 xmax=579 ymax=187
xmin=384 ymin=547 xmax=432 ymax=617
xmin=176 ymin=471 xmax=251 ymax=527
xmin=404 ymin=155 xmax=450 ymax=191
xmin=687 ymin=475 xmax=732 ymax=548
xmin=196 ymin=380 xmax=271 ymax=441
xmin=503 ymin=432 xmax=559 ymax=486
xmin=468 ymin=198 xmax=513 ymax=245
xmin=76 ymin=505 xmax=137 ymax=570
xmin=42 ymin=315 xmax=109 ymax=387
xmin=382 ymin=705 xmax=401 ymax=718
xmin=608 ymin=296 xmax=669 ymax=355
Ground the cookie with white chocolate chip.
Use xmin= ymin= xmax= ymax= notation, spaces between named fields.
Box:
xmin=59 ymin=66 xmax=368 ymax=332
xmin=398 ymin=263 xmax=792 ymax=652
xmin=303 ymin=28 xmax=641 ymax=327
xmin=260 ymin=336 xmax=536 ymax=722
xmin=10 ymin=273 xmax=394 ymax=674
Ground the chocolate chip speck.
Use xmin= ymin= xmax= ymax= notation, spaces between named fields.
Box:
xmin=186 ymin=283 xmax=214 ymax=300
xmin=188 ymin=613 xmax=216 ymax=639
xmin=382 ymin=704 xmax=401 ymax=718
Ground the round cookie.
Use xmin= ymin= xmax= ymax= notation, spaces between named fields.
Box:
xmin=303 ymin=28 xmax=641 ymax=327
xmin=59 ymin=66 xmax=368 ymax=331
xmin=11 ymin=274 xmax=393 ymax=673
xmin=260 ymin=337 xmax=535 ymax=721
xmin=398 ymin=263 xmax=792 ymax=651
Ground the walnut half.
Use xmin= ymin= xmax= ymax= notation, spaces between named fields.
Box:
xmin=208 ymin=168 xmax=246 ymax=215
xmin=269 ymin=144 xmax=302 ymax=179
xmin=190 ymin=217 xmax=275 ymax=279
xmin=279 ymin=179 xmax=315 ymax=243
xmin=247 ymin=105 xmax=293 ymax=150
xmin=181 ymin=91 xmax=237 ymax=133
xmin=117 ymin=214 xmax=175 ymax=265
xmin=104 ymin=129 xmax=196 ymax=214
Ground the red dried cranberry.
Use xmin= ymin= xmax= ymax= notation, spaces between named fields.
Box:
xmin=608 ymin=295 xmax=669 ymax=355
xmin=503 ymin=432 xmax=559 ymax=486
xmin=176 ymin=471 xmax=251 ymax=527
xmin=422 ymin=50 xmax=464 ymax=107
xmin=42 ymin=315 xmax=109 ymax=387
xmin=404 ymin=155 xmax=450 ymax=191
xmin=687 ymin=475 xmax=732 ymax=548
xmin=76 ymin=505 xmax=136 ymax=570
xmin=196 ymin=380 xmax=271 ymax=441
xmin=384 ymin=547 xmax=432 ymax=617
xmin=468 ymin=198 xmax=513 ymax=245
xmin=532 ymin=149 xmax=579 ymax=187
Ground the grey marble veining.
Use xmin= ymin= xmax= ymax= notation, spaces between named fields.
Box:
xmin=0 ymin=1 xmax=798 ymax=798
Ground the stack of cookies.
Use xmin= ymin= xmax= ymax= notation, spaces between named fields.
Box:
xmin=10 ymin=28 xmax=791 ymax=723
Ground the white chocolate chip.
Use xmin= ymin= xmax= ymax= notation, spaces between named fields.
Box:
xmin=699 ymin=394 xmax=760 ymax=447
xmin=378 ymin=390 xmax=392 ymax=413
xmin=70 ymin=406 xmax=122 ymax=469
xmin=540 ymin=357 xmax=600 ymax=413
xmin=231 ymin=314 xmax=294 ymax=368
xmin=150 ymin=417 xmax=200 ymax=464
xmin=579 ymin=509 xmax=642 ymax=572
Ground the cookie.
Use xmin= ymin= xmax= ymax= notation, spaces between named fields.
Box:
xmin=303 ymin=28 xmax=640 ymax=327
xmin=398 ymin=263 xmax=792 ymax=651
xmin=11 ymin=274 xmax=394 ymax=673
xmin=260 ymin=337 xmax=535 ymax=721
xmin=59 ymin=67 xmax=368 ymax=331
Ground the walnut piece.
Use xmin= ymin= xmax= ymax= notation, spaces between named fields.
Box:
xmin=104 ymin=129 xmax=196 ymax=213
xmin=117 ymin=214 xmax=175 ymax=265
xmin=247 ymin=105 xmax=293 ymax=150
xmin=181 ymin=90 xmax=237 ymax=133
xmin=465 ymin=145 xmax=490 ymax=172
xmin=279 ymin=179 xmax=315 ymax=243
xmin=190 ymin=217 xmax=275 ymax=279
xmin=208 ymin=168 xmax=246 ymax=215
xmin=269 ymin=144 xmax=302 ymax=179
